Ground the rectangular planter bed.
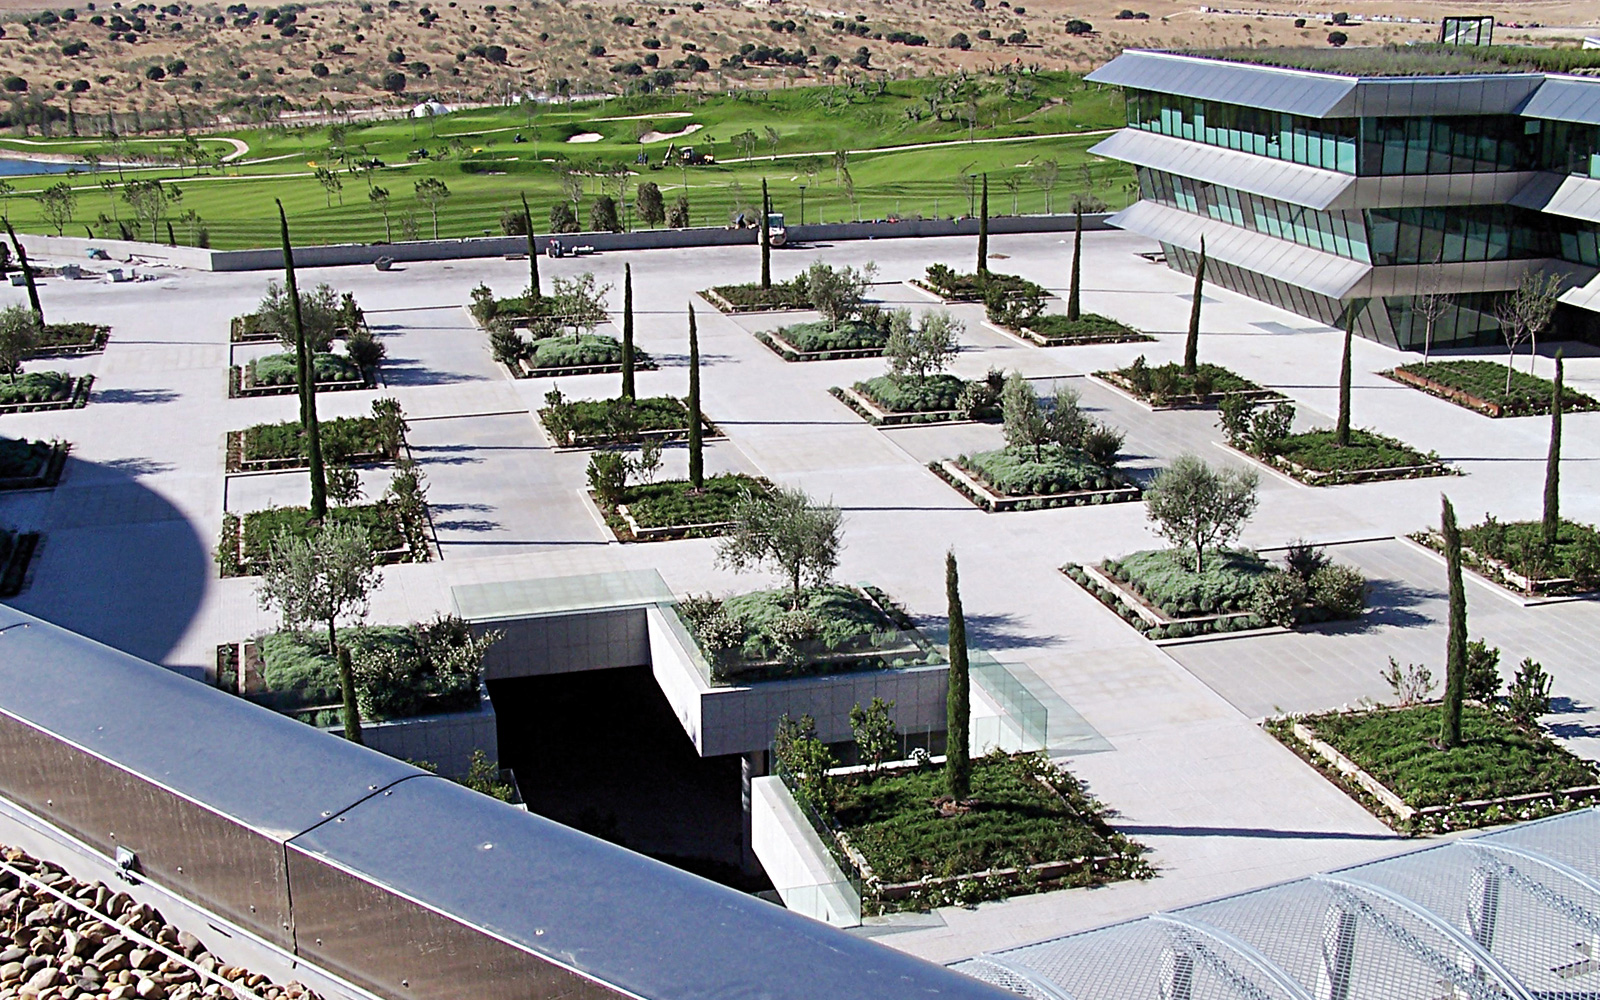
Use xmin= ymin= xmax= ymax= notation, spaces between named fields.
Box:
xmin=1383 ymin=362 xmax=1599 ymax=419
xmin=755 ymin=327 xmax=885 ymax=362
xmin=592 ymin=474 xmax=772 ymax=543
xmin=907 ymin=278 xmax=983 ymax=303
xmin=932 ymin=459 xmax=1140 ymax=512
xmin=217 ymin=503 xmax=425 ymax=578
xmin=1060 ymin=561 xmax=1267 ymax=642
xmin=0 ymin=440 xmax=69 ymax=491
xmin=25 ymin=323 xmax=112 ymax=358
xmin=1410 ymin=524 xmax=1600 ymax=600
xmin=701 ymin=283 xmax=811 ymax=314
xmin=1231 ymin=432 xmax=1453 ymax=487
xmin=229 ymin=367 xmax=368 ymax=398
xmin=225 ymin=431 xmax=390 ymax=474
xmin=0 ymin=375 xmax=94 ymax=414
xmin=1092 ymin=369 xmax=1283 ymax=411
xmin=0 ymin=531 xmax=40 ymax=597
xmin=830 ymin=385 xmax=965 ymax=426
xmin=1003 ymin=314 xmax=1153 ymax=347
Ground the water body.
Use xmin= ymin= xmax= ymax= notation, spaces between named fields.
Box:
xmin=0 ymin=158 xmax=82 ymax=176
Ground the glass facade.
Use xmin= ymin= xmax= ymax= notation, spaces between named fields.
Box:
xmin=1535 ymin=119 xmax=1600 ymax=179
xmin=1139 ymin=169 xmax=1370 ymax=260
xmin=1365 ymin=205 xmax=1547 ymax=265
xmin=1383 ymin=292 xmax=1503 ymax=350
xmin=1125 ymin=90 xmax=1537 ymax=175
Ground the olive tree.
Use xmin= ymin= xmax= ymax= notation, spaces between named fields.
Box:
xmin=257 ymin=279 xmax=342 ymax=352
xmin=546 ymin=273 xmax=611 ymax=339
xmin=716 ymin=484 xmax=843 ymax=608
xmin=883 ymin=308 xmax=961 ymax=383
xmin=806 ymin=260 xmax=876 ymax=330
xmin=34 ymin=182 xmax=77 ymax=236
xmin=0 ymin=303 xmax=39 ymax=381
xmin=256 ymin=520 xmax=383 ymax=657
xmin=1001 ymin=370 xmax=1048 ymax=459
xmin=413 ymin=176 xmax=451 ymax=239
xmin=1144 ymin=454 xmax=1259 ymax=573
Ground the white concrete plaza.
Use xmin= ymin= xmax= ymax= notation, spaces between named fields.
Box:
xmin=3 ymin=228 xmax=1600 ymax=963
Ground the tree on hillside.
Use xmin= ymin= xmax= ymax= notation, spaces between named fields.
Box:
xmin=368 ymin=187 xmax=392 ymax=242
xmin=636 ymin=181 xmax=664 ymax=228
xmin=413 ymin=176 xmax=451 ymax=239
xmin=1030 ymin=157 xmax=1060 ymax=214
xmin=122 ymin=178 xmax=180 ymax=242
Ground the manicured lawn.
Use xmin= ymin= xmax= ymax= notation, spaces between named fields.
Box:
xmin=1303 ymin=703 xmax=1597 ymax=809
xmin=768 ymin=318 xmax=888 ymax=353
xmin=1018 ymin=313 xmax=1150 ymax=344
xmin=240 ymin=503 xmax=408 ymax=566
xmin=241 ymin=416 xmax=392 ymax=464
xmin=1103 ymin=548 xmax=1272 ymax=618
xmin=852 ymin=374 xmax=966 ymax=413
xmin=1267 ymin=429 xmax=1437 ymax=473
xmin=248 ymin=352 xmax=362 ymax=387
xmin=0 ymin=437 xmax=53 ymax=479
xmin=957 ymin=444 xmax=1120 ymax=496
xmin=0 ymin=372 xmax=73 ymax=405
xmin=709 ymin=277 xmax=811 ymax=311
xmin=832 ymin=753 xmax=1148 ymax=908
xmin=678 ymin=584 xmax=934 ymax=681
xmin=539 ymin=395 xmax=694 ymax=446
xmin=1391 ymin=360 xmax=1600 ymax=417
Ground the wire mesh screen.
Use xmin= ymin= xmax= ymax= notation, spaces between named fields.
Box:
xmin=953 ymin=808 xmax=1600 ymax=1000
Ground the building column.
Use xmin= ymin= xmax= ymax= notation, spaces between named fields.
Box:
xmin=741 ymin=750 xmax=766 ymax=877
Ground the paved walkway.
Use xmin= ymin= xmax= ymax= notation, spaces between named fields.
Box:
xmin=3 ymin=230 xmax=1600 ymax=964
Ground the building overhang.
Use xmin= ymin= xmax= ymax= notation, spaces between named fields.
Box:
xmin=1510 ymin=172 xmax=1600 ymax=223
xmin=1517 ymin=74 xmax=1600 ymax=125
xmin=1560 ymin=269 xmax=1600 ymax=314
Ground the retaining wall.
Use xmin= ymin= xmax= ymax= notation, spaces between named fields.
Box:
xmin=17 ymin=213 xmax=1115 ymax=273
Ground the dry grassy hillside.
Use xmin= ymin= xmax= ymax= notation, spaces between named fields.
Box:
xmin=0 ymin=0 xmax=1589 ymax=121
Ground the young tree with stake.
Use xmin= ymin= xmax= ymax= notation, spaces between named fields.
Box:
xmin=1544 ymin=350 xmax=1564 ymax=548
xmin=621 ymin=263 xmax=636 ymax=400
xmin=1182 ymin=237 xmax=1205 ymax=375
xmin=1440 ymin=494 xmax=1467 ymax=748
xmin=945 ymin=549 xmax=970 ymax=802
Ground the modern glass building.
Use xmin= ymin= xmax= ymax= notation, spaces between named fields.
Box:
xmin=1085 ymin=50 xmax=1600 ymax=350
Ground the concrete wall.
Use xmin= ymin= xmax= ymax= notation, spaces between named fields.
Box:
xmin=338 ymin=695 xmax=499 ymax=780
xmin=18 ymin=213 xmax=1114 ymax=273
xmin=478 ymin=607 xmax=650 ymax=681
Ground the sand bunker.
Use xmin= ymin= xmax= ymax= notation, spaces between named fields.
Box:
xmin=566 ymin=132 xmax=603 ymax=143
xmin=638 ymin=123 xmax=703 ymax=144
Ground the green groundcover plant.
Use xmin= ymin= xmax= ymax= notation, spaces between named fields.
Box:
xmin=958 ymin=443 xmax=1120 ymax=496
xmin=1458 ymin=516 xmax=1600 ymax=588
xmin=32 ymin=322 xmax=110 ymax=352
xmin=835 ymin=752 xmax=1149 ymax=891
xmin=0 ymin=371 xmax=72 ymax=405
xmin=242 ymin=416 xmax=391 ymax=463
xmin=540 ymin=395 xmax=691 ymax=444
xmin=249 ymin=352 xmax=362 ymax=387
xmin=711 ymin=276 xmax=812 ymax=310
xmin=623 ymin=475 xmax=759 ymax=529
xmin=853 ymin=374 xmax=966 ymax=413
xmin=771 ymin=318 xmax=889 ymax=353
xmin=527 ymin=334 xmax=644 ymax=369
xmin=1107 ymin=356 xmax=1263 ymax=401
xmin=241 ymin=503 xmax=406 ymax=566
xmin=1393 ymin=360 xmax=1599 ymax=416
xmin=1303 ymin=703 xmax=1597 ymax=809
xmin=0 ymin=437 xmax=52 ymax=479
xmin=1268 ymin=428 xmax=1434 ymax=472
xmin=1021 ymin=313 xmax=1147 ymax=343
xmin=1103 ymin=548 xmax=1271 ymax=618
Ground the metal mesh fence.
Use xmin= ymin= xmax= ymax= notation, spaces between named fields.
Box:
xmin=953 ymin=808 xmax=1600 ymax=1000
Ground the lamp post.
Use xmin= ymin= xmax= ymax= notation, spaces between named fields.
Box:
xmin=798 ymin=183 xmax=807 ymax=226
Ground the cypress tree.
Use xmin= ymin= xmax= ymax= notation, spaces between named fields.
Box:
xmin=759 ymin=178 xmax=771 ymax=290
xmin=687 ymin=303 xmax=703 ymax=489
xmin=945 ymin=550 xmax=970 ymax=802
xmin=1544 ymin=350 xmax=1564 ymax=548
xmin=1335 ymin=302 xmax=1355 ymax=448
xmin=1066 ymin=205 xmax=1083 ymax=322
xmin=976 ymin=173 xmax=989 ymax=276
xmin=1440 ymin=494 xmax=1467 ymax=748
xmin=5 ymin=220 xmax=43 ymax=326
xmin=338 ymin=647 xmax=364 ymax=746
xmin=1182 ymin=236 xmax=1205 ymax=375
xmin=521 ymin=192 xmax=540 ymax=301
xmin=277 ymin=199 xmax=326 ymax=519
xmin=621 ymin=263 xmax=636 ymax=400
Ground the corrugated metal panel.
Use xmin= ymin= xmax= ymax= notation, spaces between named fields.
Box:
xmin=1084 ymin=50 xmax=1356 ymax=117
xmin=1519 ymin=74 xmax=1600 ymax=124
xmin=1090 ymin=130 xmax=1353 ymax=209
xmin=290 ymin=777 xmax=1014 ymax=1000
xmin=1109 ymin=200 xmax=1371 ymax=298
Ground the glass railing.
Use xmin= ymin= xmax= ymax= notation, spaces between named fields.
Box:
xmin=970 ymin=651 xmax=1050 ymax=754
xmin=771 ymin=755 xmax=863 ymax=925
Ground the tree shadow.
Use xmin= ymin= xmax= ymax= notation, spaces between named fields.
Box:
xmin=101 ymin=456 xmax=174 ymax=478
xmin=380 ymin=358 xmax=489 ymax=387
xmin=94 ymin=387 xmax=181 ymax=405
xmin=407 ymin=443 xmax=490 ymax=465
xmin=920 ymin=611 xmax=1059 ymax=651
xmin=1116 ymin=824 xmax=1400 ymax=842
xmin=1304 ymin=578 xmax=1437 ymax=633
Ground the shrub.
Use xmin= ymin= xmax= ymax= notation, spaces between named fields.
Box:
xmin=1251 ymin=570 xmax=1307 ymax=628
xmin=586 ymin=451 xmax=627 ymax=506
xmin=1282 ymin=540 xmax=1330 ymax=581
xmin=1464 ymin=639 xmax=1502 ymax=703
xmin=1507 ymin=658 xmax=1552 ymax=726
xmin=549 ymin=202 xmax=579 ymax=233
xmin=1080 ymin=424 xmax=1124 ymax=466
xmin=1309 ymin=564 xmax=1365 ymax=619
xmin=959 ymin=444 xmax=1116 ymax=497
xmin=344 ymin=325 xmax=385 ymax=372
xmin=1108 ymin=547 xmax=1271 ymax=617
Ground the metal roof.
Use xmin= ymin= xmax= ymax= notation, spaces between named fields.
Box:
xmin=1108 ymin=200 xmax=1371 ymax=299
xmin=0 ymin=604 xmax=421 ymax=841
xmin=1089 ymin=130 xmax=1353 ymax=210
xmin=1560 ymin=269 xmax=1600 ymax=314
xmin=293 ymin=777 xmax=1010 ymax=1000
xmin=955 ymin=808 xmax=1600 ymax=1000
xmin=1509 ymin=172 xmax=1600 ymax=224
xmin=1086 ymin=51 xmax=1357 ymax=118
xmin=1519 ymin=74 xmax=1600 ymax=125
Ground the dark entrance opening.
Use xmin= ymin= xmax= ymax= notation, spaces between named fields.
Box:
xmin=488 ymin=665 xmax=771 ymax=893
